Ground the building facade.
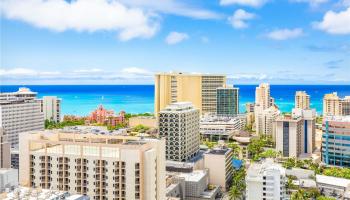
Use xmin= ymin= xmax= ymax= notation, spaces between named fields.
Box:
xmin=0 ymin=128 xmax=11 ymax=168
xmin=216 ymin=86 xmax=239 ymax=116
xmin=0 ymin=87 xmax=44 ymax=148
xmin=19 ymin=130 xmax=166 ymax=200
xmin=203 ymin=145 xmax=234 ymax=191
xmin=292 ymin=108 xmax=316 ymax=155
xmin=255 ymin=105 xmax=280 ymax=137
xmin=255 ymin=83 xmax=273 ymax=110
xmin=323 ymin=92 xmax=342 ymax=116
xmin=295 ymin=91 xmax=310 ymax=110
xmin=322 ymin=116 xmax=350 ymax=167
xmin=246 ymin=159 xmax=287 ymax=200
xmin=158 ymin=102 xmax=200 ymax=162
xmin=39 ymin=96 xmax=61 ymax=123
xmin=154 ymin=72 xmax=226 ymax=114
xmin=275 ymin=115 xmax=304 ymax=158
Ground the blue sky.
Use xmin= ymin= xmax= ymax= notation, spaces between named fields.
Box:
xmin=1 ymin=0 xmax=349 ymax=85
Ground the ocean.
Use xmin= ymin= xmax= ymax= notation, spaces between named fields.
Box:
xmin=1 ymin=85 xmax=350 ymax=116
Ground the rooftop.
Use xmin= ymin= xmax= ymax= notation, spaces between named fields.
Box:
xmin=177 ymin=170 xmax=207 ymax=182
xmin=324 ymin=115 xmax=350 ymax=122
xmin=316 ymin=175 xmax=350 ymax=188
xmin=206 ymin=147 xmax=231 ymax=155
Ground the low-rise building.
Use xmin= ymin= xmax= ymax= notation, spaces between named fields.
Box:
xmin=316 ymin=175 xmax=350 ymax=200
xmin=200 ymin=114 xmax=246 ymax=141
xmin=246 ymin=159 xmax=287 ymax=200
xmin=166 ymin=170 xmax=220 ymax=200
xmin=0 ymin=168 xmax=18 ymax=193
xmin=129 ymin=116 xmax=157 ymax=128
xmin=203 ymin=145 xmax=233 ymax=191
xmin=0 ymin=187 xmax=89 ymax=200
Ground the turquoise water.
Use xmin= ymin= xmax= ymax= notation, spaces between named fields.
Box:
xmin=1 ymin=85 xmax=350 ymax=116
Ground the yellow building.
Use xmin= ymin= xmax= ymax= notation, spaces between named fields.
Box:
xmin=323 ymin=92 xmax=342 ymax=116
xmin=154 ymin=72 xmax=226 ymax=114
xmin=295 ymin=91 xmax=310 ymax=110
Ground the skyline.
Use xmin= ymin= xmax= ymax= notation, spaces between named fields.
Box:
xmin=1 ymin=0 xmax=350 ymax=85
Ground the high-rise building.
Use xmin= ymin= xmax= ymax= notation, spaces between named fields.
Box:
xmin=295 ymin=91 xmax=310 ymax=110
xmin=0 ymin=87 xmax=44 ymax=148
xmin=39 ymin=96 xmax=61 ymax=123
xmin=0 ymin=128 xmax=11 ymax=168
xmin=292 ymin=108 xmax=316 ymax=155
xmin=154 ymin=72 xmax=226 ymax=114
xmin=255 ymin=83 xmax=272 ymax=110
xmin=322 ymin=116 xmax=350 ymax=167
xmin=19 ymin=130 xmax=166 ymax=200
xmin=255 ymin=105 xmax=280 ymax=136
xmin=246 ymin=159 xmax=287 ymax=200
xmin=275 ymin=115 xmax=304 ymax=158
xmin=323 ymin=92 xmax=342 ymax=116
xmin=158 ymin=102 xmax=200 ymax=162
xmin=245 ymin=103 xmax=255 ymax=113
xmin=342 ymin=96 xmax=350 ymax=116
xmin=216 ymin=86 xmax=239 ymax=116
xmin=203 ymin=144 xmax=234 ymax=191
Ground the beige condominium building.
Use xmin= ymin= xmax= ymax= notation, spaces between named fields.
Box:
xmin=255 ymin=105 xmax=280 ymax=137
xmin=39 ymin=96 xmax=62 ymax=123
xmin=295 ymin=91 xmax=310 ymax=110
xmin=19 ymin=130 xmax=166 ymax=200
xmin=154 ymin=72 xmax=226 ymax=114
xmin=275 ymin=115 xmax=304 ymax=158
xmin=158 ymin=102 xmax=200 ymax=162
xmin=255 ymin=83 xmax=273 ymax=110
xmin=323 ymin=92 xmax=350 ymax=116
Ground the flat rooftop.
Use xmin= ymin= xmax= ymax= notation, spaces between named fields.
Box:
xmin=206 ymin=147 xmax=230 ymax=155
xmin=316 ymin=175 xmax=350 ymax=188
xmin=177 ymin=170 xmax=206 ymax=182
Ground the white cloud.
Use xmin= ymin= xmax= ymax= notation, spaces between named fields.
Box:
xmin=165 ymin=32 xmax=189 ymax=45
xmin=121 ymin=67 xmax=152 ymax=75
xmin=0 ymin=0 xmax=159 ymax=41
xmin=201 ymin=36 xmax=209 ymax=43
xmin=220 ymin=0 xmax=269 ymax=7
xmin=0 ymin=68 xmax=61 ymax=76
xmin=313 ymin=7 xmax=350 ymax=34
xmin=290 ymin=0 xmax=328 ymax=7
xmin=266 ymin=28 xmax=304 ymax=40
xmin=118 ymin=0 xmax=221 ymax=19
xmin=228 ymin=9 xmax=256 ymax=29
xmin=73 ymin=68 xmax=104 ymax=73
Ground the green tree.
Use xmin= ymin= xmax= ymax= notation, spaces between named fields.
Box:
xmin=229 ymin=168 xmax=246 ymax=200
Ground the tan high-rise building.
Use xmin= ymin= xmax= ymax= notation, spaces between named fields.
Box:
xmin=255 ymin=105 xmax=280 ymax=137
xmin=154 ymin=72 xmax=226 ymax=114
xmin=274 ymin=115 xmax=304 ymax=158
xmin=323 ymin=92 xmax=342 ymax=116
xmin=19 ymin=130 xmax=166 ymax=200
xmin=255 ymin=83 xmax=272 ymax=110
xmin=39 ymin=96 xmax=62 ymax=123
xmin=295 ymin=91 xmax=310 ymax=110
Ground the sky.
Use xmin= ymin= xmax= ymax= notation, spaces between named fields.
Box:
xmin=0 ymin=0 xmax=349 ymax=85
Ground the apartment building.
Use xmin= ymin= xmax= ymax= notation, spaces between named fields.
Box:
xmin=255 ymin=83 xmax=273 ymax=110
xmin=158 ymin=102 xmax=200 ymax=162
xmin=275 ymin=115 xmax=304 ymax=158
xmin=246 ymin=159 xmax=287 ymax=200
xmin=203 ymin=145 xmax=234 ymax=191
xmin=322 ymin=116 xmax=350 ymax=167
xmin=323 ymin=92 xmax=342 ymax=116
xmin=39 ymin=96 xmax=61 ymax=123
xmin=216 ymin=86 xmax=239 ymax=116
xmin=19 ymin=130 xmax=166 ymax=200
xmin=292 ymin=108 xmax=316 ymax=154
xmin=255 ymin=105 xmax=280 ymax=137
xmin=154 ymin=72 xmax=226 ymax=114
xmin=0 ymin=87 xmax=44 ymax=148
xmin=295 ymin=91 xmax=310 ymax=110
